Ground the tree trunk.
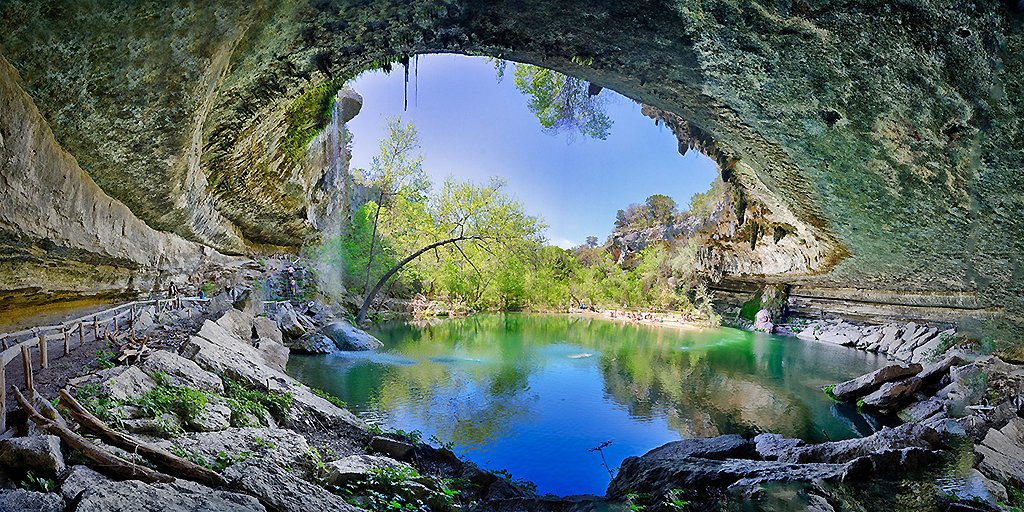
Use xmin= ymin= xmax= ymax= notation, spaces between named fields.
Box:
xmin=363 ymin=189 xmax=386 ymax=294
xmin=357 ymin=235 xmax=481 ymax=325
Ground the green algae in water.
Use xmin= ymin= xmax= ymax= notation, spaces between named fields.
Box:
xmin=287 ymin=313 xmax=888 ymax=496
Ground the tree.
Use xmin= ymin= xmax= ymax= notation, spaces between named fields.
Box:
xmin=614 ymin=203 xmax=651 ymax=230
xmin=495 ymin=62 xmax=612 ymax=140
xmin=362 ymin=117 xmax=429 ymax=293
xmin=688 ymin=177 xmax=726 ymax=221
xmin=645 ymin=194 xmax=677 ymax=224
xmin=357 ymin=178 xmax=544 ymax=324
xmin=585 ymin=236 xmax=599 ymax=249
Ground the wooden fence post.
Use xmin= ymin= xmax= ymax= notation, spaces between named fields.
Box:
xmin=0 ymin=363 xmax=5 ymax=433
xmin=93 ymin=316 xmax=99 ymax=340
xmin=1 ymin=335 xmax=6 ymax=350
xmin=79 ymin=322 xmax=85 ymax=346
xmin=38 ymin=332 xmax=48 ymax=369
xmin=21 ymin=345 xmax=33 ymax=393
xmin=63 ymin=327 xmax=71 ymax=356
xmin=112 ymin=315 xmax=118 ymax=335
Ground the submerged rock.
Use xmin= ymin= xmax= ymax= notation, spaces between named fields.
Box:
xmin=288 ymin=333 xmax=335 ymax=354
xmin=322 ymin=320 xmax=383 ymax=351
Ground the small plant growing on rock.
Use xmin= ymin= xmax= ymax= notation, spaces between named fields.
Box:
xmin=224 ymin=378 xmax=293 ymax=425
xmin=132 ymin=372 xmax=210 ymax=425
xmin=310 ymin=387 xmax=347 ymax=409
xmin=19 ymin=471 xmax=56 ymax=493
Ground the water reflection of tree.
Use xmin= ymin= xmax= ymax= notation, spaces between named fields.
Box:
xmin=358 ymin=314 xmax=875 ymax=446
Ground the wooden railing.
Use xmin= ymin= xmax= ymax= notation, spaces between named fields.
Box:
xmin=0 ymin=296 xmax=210 ymax=433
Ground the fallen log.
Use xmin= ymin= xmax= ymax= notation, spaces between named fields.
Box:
xmin=12 ymin=386 xmax=173 ymax=484
xmin=58 ymin=388 xmax=225 ymax=486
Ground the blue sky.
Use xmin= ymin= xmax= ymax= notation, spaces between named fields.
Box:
xmin=344 ymin=54 xmax=718 ymax=248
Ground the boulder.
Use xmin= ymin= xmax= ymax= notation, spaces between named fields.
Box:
xmin=753 ymin=309 xmax=773 ymax=333
xmin=897 ymin=398 xmax=944 ymax=423
xmin=157 ymin=428 xmax=312 ymax=474
xmin=829 ymin=363 xmax=922 ymax=401
xmin=324 ymin=454 xmax=413 ymax=485
xmin=216 ymin=308 xmax=256 ymax=341
xmin=859 ymin=377 xmax=922 ymax=409
xmin=276 ymin=306 xmax=306 ymax=339
xmin=636 ymin=435 xmax=755 ymax=461
xmin=288 ymin=333 xmax=335 ymax=354
xmin=140 ymin=350 xmax=224 ymax=394
xmin=753 ymin=433 xmax=804 ymax=460
xmin=976 ymin=417 xmax=1024 ymax=488
xmin=101 ymin=366 xmax=157 ymax=401
xmin=917 ymin=353 xmax=963 ymax=382
xmin=253 ymin=316 xmax=283 ymax=345
xmin=322 ymin=320 xmax=383 ymax=351
xmin=608 ymin=455 xmax=846 ymax=498
xmin=60 ymin=465 xmax=264 ymax=512
xmin=187 ymin=399 xmax=231 ymax=432
xmin=370 ymin=436 xmax=415 ymax=460
xmin=123 ymin=413 xmax=183 ymax=436
xmin=0 ymin=435 xmax=65 ymax=476
xmin=338 ymin=87 xmax=363 ymax=122
xmin=774 ymin=424 xmax=939 ymax=464
xmin=222 ymin=459 xmax=360 ymax=512
xmin=183 ymin=316 xmax=363 ymax=430
xmin=0 ymin=490 xmax=64 ymax=512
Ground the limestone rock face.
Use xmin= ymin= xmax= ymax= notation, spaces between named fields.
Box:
xmin=60 ymin=465 xmax=264 ymax=512
xmin=322 ymin=320 xmax=384 ymax=351
xmin=0 ymin=489 xmax=64 ymax=512
xmin=101 ymin=366 xmax=157 ymax=402
xmin=156 ymin=428 xmax=313 ymax=475
xmin=976 ymin=417 xmax=1024 ymax=489
xmin=222 ymin=459 xmax=360 ymax=512
xmin=139 ymin=350 xmax=225 ymax=394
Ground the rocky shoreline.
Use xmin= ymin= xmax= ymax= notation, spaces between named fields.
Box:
xmin=1 ymin=290 xmax=1022 ymax=512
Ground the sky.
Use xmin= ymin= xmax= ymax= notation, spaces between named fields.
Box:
xmin=344 ymin=53 xmax=718 ymax=248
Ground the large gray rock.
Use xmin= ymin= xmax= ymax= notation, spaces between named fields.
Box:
xmin=157 ymin=428 xmax=312 ymax=474
xmin=60 ymin=466 xmax=264 ymax=512
xmin=0 ymin=435 xmax=65 ymax=476
xmin=859 ymin=377 xmax=922 ymax=409
xmin=325 ymin=454 xmax=413 ymax=485
xmin=123 ymin=413 xmax=183 ymax=437
xmin=338 ymin=87 xmax=363 ymax=123
xmin=897 ymin=398 xmax=944 ymax=423
xmin=917 ymin=353 xmax=963 ymax=382
xmin=216 ymin=308 xmax=256 ymax=341
xmin=633 ymin=434 xmax=755 ymax=461
xmin=140 ymin=350 xmax=224 ymax=394
xmin=829 ymin=363 xmax=922 ymax=401
xmin=182 ymin=318 xmax=363 ymax=431
xmin=976 ymin=417 xmax=1024 ymax=488
xmin=608 ymin=455 xmax=846 ymax=498
xmin=322 ymin=320 xmax=383 ymax=351
xmin=102 ymin=366 xmax=157 ymax=401
xmin=288 ymin=333 xmax=335 ymax=354
xmin=253 ymin=316 xmax=289 ymax=371
xmin=222 ymin=459 xmax=360 ymax=512
xmin=187 ymin=399 xmax=231 ymax=432
xmin=276 ymin=306 xmax=306 ymax=339
xmin=774 ymin=424 xmax=940 ymax=464
xmin=370 ymin=436 xmax=415 ymax=460
xmin=0 ymin=489 xmax=64 ymax=512
xmin=753 ymin=433 xmax=805 ymax=460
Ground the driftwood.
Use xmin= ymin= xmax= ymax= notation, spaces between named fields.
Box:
xmin=12 ymin=386 xmax=174 ymax=484
xmin=58 ymin=389 xmax=225 ymax=486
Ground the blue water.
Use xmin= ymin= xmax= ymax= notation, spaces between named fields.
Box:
xmin=287 ymin=313 xmax=886 ymax=495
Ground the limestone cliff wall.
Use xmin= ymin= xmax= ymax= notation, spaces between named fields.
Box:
xmin=0 ymin=56 xmax=236 ymax=310
xmin=0 ymin=1 xmax=1021 ymax=346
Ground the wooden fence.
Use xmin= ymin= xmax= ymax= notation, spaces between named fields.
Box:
xmin=0 ymin=296 xmax=210 ymax=433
